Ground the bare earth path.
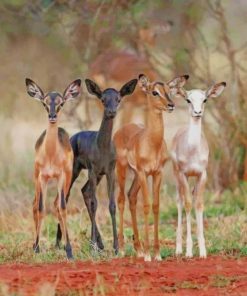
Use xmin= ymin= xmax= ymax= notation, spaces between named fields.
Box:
xmin=0 ymin=256 xmax=246 ymax=295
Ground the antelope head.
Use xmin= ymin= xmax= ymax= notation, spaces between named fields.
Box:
xmin=178 ymin=82 xmax=227 ymax=118
xmin=25 ymin=78 xmax=81 ymax=124
xmin=138 ymin=74 xmax=189 ymax=113
xmin=85 ymin=78 xmax=138 ymax=119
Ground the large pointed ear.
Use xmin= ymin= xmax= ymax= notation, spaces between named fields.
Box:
xmin=85 ymin=79 xmax=102 ymax=99
xmin=170 ymin=87 xmax=187 ymax=99
xmin=119 ymin=79 xmax=138 ymax=97
xmin=168 ymin=74 xmax=189 ymax=99
xmin=138 ymin=74 xmax=150 ymax=92
xmin=25 ymin=78 xmax=44 ymax=100
xmin=206 ymin=82 xmax=226 ymax=98
xmin=63 ymin=79 xmax=81 ymax=101
xmin=167 ymin=74 xmax=189 ymax=88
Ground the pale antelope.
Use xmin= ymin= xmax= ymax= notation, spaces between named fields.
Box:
xmin=114 ymin=74 xmax=189 ymax=261
xmin=26 ymin=78 xmax=81 ymax=259
xmin=171 ymin=82 xmax=226 ymax=258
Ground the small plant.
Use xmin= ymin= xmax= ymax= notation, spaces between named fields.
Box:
xmin=210 ymin=275 xmax=231 ymax=288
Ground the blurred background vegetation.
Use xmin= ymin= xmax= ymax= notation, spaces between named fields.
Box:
xmin=0 ymin=0 xmax=246 ymax=260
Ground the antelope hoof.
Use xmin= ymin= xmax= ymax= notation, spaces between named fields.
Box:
xmin=199 ymin=248 xmax=207 ymax=259
xmin=114 ymin=247 xmax=119 ymax=255
xmin=144 ymin=254 xmax=152 ymax=262
xmin=185 ymin=251 xmax=193 ymax=258
xmin=113 ymin=239 xmax=119 ymax=255
xmin=33 ymin=244 xmax=40 ymax=253
xmin=186 ymin=240 xmax=193 ymax=258
xmin=96 ymin=234 xmax=104 ymax=250
xmin=154 ymin=254 xmax=162 ymax=261
xmin=137 ymin=250 xmax=144 ymax=258
xmin=175 ymin=244 xmax=183 ymax=256
xmin=65 ymin=245 xmax=73 ymax=260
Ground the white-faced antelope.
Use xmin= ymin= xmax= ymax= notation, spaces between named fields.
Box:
xmin=171 ymin=81 xmax=226 ymax=258
xmin=25 ymin=78 xmax=81 ymax=259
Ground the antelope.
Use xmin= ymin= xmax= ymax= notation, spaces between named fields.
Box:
xmin=89 ymin=22 xmax=173 ymax=126
xmin=90 ymin=52 xmax=156 ymax=127
xmin=25 ymin=78 xmax=81 ymax=259
xmin=56 ymin=78 xmax=138 ymax=254
xmin=171 ymin=82 xmax=226 ymax=258
xmin=114 ymin=74 xmax=189 ymax=261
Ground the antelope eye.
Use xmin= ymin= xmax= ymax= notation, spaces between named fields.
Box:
xmin=203 ymin=99 xmax=207 ymax=103
xmin=152 ymin=91 xmax=159 ymax=96
xmin=186 ymin=99 xmax=191 ymax=104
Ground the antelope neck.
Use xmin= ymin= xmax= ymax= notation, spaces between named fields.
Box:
xmin=187 ymin=116 xmax=202 ymax=147
xmin=45 ymin=121 xmax=59 ymax=156
xmin=146 ymin=94 xmax=164 ymax=145
xmin=97 ymin=113 xmax=114 ymax=150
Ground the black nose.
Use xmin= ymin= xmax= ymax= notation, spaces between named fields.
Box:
xmin=107 ymin=110 xmax=116 ymax=117
xmin=49 ymin=113 xmax=57 ymax=120
xmin=168 ymin=103 xmax=174 ymax=108
xmin=194 ymin=111 xmax=202 ymax=115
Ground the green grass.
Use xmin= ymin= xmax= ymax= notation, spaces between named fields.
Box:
xmin=0 ymin=178 xmax=246 ymax=264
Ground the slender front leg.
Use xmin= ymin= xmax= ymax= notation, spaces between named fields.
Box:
xmin=56 ymin=160 xmax=82 ymax=248
xmin=176 ymin=191 xmax=183 ymax=255
xmin=179 ymin=172 xmax=193 ymax=257
xmin=173 ymin=167 xmax=184 ymax=256
xmin=194 ymin=171 xmax=207 ymax=258
xmin=55 ymin=174 xmax=73 ymax=259
xmin=116 ymin=162 xmax=127 ymax=254
xmin=106 ymin=169 xmax=118 ymax=254
xmin=128 ymin=174 xmax=142 ymax=257
xmin=152 ymin=171 xmax=162 ymax=261
xmin=82 ymin=171 xmax=102 ymax=251
xmin=33 ymin=175 xmax=47 ymax=253
xmin=138 ymin=171 xmax=151 ymax=262
xmin=82 ymin=180 xmax=104 ymax=250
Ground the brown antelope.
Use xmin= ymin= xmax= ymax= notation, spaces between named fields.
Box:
xmin=114 ymin=74 xmax=189 ymax=261
xmin=171 ymin=82 xmax=226 ymax=258
xmin=25 ymin=78 xmax=81 ymax=259
xmin=89 ymin=22 xmax=172 ymax=126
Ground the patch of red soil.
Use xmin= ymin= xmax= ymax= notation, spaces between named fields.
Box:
xmin=0 ymin=256 xmax=246 ymax=295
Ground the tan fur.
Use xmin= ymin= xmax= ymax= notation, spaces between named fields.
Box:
xmin=33 ymin=122 xmax=73 ymax=253
xmin=35 ymin=127 xmax=71 ymax=152
xmin=114 ymin=82 xmax=171 ymax=261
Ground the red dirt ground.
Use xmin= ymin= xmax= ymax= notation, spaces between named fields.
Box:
xmin=0 ymin=256 xmax=246 ymax=295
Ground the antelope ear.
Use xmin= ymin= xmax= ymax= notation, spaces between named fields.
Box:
xmin=138 ymin=74 xmax=150 ymax=92
xmin=120 ymin=79 xmax=138 ymax=97
xmin=85 ymin=79 xmax=102 ymax=99
xmin=25 ymin=78 xmax=44 ymax=100
xmin=63 ymin=79 xmax=81 ymax=101
xmin=167 ymin=74 xmax=189 ymax=88
xmin=170 ymin=87 xmax=187 ymax=99
xmin=206 ymin=82 xmax=226 ymax=98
